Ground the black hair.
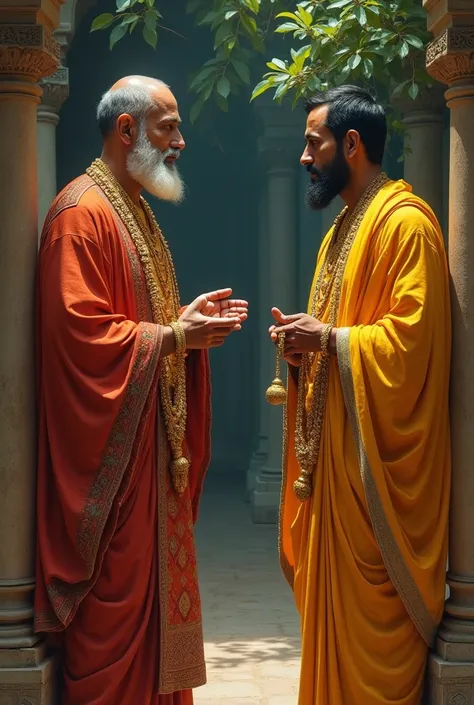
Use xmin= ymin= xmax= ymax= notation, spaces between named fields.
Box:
xmin=304 ymin=85 xmax=387 ymax=165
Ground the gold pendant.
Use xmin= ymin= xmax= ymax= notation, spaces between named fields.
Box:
xmin=266 ymin=332 xmax=287 ymax=406
xmin=293 ymin=467 xmax=313 ymax=501
xmin=171 ymin=456 xmax=190 ymax=494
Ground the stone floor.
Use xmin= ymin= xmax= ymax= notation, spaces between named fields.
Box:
xmin=193 ymin=474 xmax=301 ymax=705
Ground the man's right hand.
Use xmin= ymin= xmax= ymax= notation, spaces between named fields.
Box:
xmin=179 ymin=290 xmax=242 ymax=350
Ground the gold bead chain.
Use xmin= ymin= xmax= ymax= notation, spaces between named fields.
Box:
xmin=293 ymin=172 xmax=389 ymax=502
xmin=86 ymin=159 xmax=189 ymax=494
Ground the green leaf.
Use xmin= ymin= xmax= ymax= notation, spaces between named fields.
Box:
xmin=405 ymin=34 xmax=425 ymax=50
xmin=121 ymin=13 xmax=140 ymax=25
xmin=250 ymin=79 xmax=273 ymax=101
xmin=116 ymin=0 xmax=133 ymax=11
xmin=217 ymin=76 xmax=231 ymax=99
xmin=231 ymin=59 xmax=250 ymax=84
xmin=362 ymin=57 xmax=374 ymax=78
xmin=214 ymin=22 xmax=232 ymax=49
xmin=399 ymin=40 xmax=410 ymax=59
xmin=144 ymin=9 xmax=157 ymax=31
xmin=326 ymin=0 xmax=351 ymax=9
xmin=143 ymin=24 xmax=158 ymax=48
xmin=110 ymin=22 xmax=128 ymax=48
xmin=268 ymin=57 xmax=287 ymax=71
xmin=91 ymin=13 xmax=115 ymax=31
xmin=225 ymin=11 xmax=238 ymax=20
xmin=408 ymin=82 xmax=419 ymax=100
xmin=354 ymin=6 xmax=367 ymax=25
xmin=241 ymin=14 xmax=258 ymax=37
xmin=297 ymin=4 xmax=313 ymax=26
xmin=275 ymin=22 xmax=300 ymax=33
xmin=347 ymin=54 xmax=362 ymax=70
xmin=190 ymin=100 xmax=204 ymax=124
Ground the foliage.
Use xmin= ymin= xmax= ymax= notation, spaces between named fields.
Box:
xmin=92 ymin=0 xmax=434 ymax=125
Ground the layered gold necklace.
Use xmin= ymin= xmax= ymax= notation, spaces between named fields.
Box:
xmin=293 ymin=172 xmax=389 ymax=502
xmin=86 ymin=159 xmax=189 ymax=495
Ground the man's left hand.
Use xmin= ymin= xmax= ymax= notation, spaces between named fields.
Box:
xmin=269 ymin=307 xmax=323 ymax=355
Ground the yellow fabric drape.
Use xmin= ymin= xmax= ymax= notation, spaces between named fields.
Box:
xmin=280 ymin=179 xmax=451 ymax=705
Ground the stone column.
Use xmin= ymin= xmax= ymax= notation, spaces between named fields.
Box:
xmin=251 ymin=100 xmax=301 ymax=524
xmin=393 ymin=87 xmax=445 ymax=221
xmin=0 ymin=6 xmax=63 ymax=703
xmin=245 ymin=181 xmax=270 ymax=500
xmin=37 ymin=66 xmax=69 ymax=230
xmin=423 ymin=8 xmax=474 ymax=702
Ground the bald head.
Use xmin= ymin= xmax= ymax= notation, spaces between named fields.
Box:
xmin=97 ymin=75 xmax=174 ymax=139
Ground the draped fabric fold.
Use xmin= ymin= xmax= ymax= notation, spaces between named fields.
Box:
xmin=35 ymin=176 xmax=211 ymax=705
xmin=279 ymin=179 xmax=451 ymax=705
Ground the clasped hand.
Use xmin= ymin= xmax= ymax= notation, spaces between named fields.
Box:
xmin=268 ymin=307 xmax=324 ymax=366
xmin=179 ymin=288 xmax=248 ymax=350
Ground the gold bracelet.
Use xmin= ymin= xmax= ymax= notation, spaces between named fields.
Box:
xmin=170 ymin=321 xmax=187 ymax=355
xmin=320 ymin=324 xmax=333 ymax=356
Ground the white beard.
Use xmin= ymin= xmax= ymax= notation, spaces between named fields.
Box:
xmin=127 ymin=125 xmax=185 ymax=203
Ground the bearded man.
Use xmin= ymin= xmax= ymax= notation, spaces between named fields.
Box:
xmin=270 ymin=85 xmax=450 ymax=704
xmin=34 ymin=75 xmax=248 ymax=705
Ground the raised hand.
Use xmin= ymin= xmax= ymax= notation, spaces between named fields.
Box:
xmin=179 ymin=290 xmax=245 ymax=350
xmin=200 ymin=288 xmax=248 ymax=323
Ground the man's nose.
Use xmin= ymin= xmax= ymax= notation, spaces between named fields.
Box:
xmin=301 ymin=150 xmax=313 ymax=167
xmin=171 ymin=134 xmax=186 ymax=151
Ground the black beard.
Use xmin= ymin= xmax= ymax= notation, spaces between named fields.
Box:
xmin=305 ymin=144 xmax=350 ymax=211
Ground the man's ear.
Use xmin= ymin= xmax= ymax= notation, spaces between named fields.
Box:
xmin=116 ymin=113 xmax=136 ymax=146
xmin=345 ymin=129 xmax=361 ymax=159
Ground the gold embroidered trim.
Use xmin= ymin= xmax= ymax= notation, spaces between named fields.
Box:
xmin=336 ymin=327 xmax=437 ymax=647
xmin=279 ymin=394 xmax=295 ymax=588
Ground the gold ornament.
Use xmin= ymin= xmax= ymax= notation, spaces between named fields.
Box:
xmin=86 ymin=159 xmax=190 ymax=495
xmin=293 ymin=172 xmax=389 ymax=503
xmin=171 ymin=456 xmax=190 ymax=495
xmin=266 ymin=331 xmax=287 ymax=406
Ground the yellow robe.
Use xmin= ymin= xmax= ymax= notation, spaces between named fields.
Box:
xmin=280 ymin=179 xmax=451 ymax=705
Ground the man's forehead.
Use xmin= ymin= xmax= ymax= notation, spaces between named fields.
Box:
xmin=305 ymin=104 xmax=329 ymax=135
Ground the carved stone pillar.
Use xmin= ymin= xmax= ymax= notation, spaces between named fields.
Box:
xmin=251 ymin=99 xmax=300 ymax=524
xmin=393 ymin=87 xmax=446 ymax=221
xmin=0 ymin=4 xmax=63 ymax=702
xmin=423 ymin=6 xmax=474 ymax=702
xmin=37 ymin=65 xmax=69 ymax=230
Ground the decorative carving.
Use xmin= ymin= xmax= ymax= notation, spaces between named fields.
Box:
xmin=449 ymin=692 xmax=467 ymax=705
xmin=39 ymin=65 xmax=69 ymax=112
xmin=427 ymin=28 xmax=474 ymax=85
xmin=0 ymin=25 xmax=60 ymax=83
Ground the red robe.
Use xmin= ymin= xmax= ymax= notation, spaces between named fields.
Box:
xmin=34 ymin=175 xmax=212 ymax=705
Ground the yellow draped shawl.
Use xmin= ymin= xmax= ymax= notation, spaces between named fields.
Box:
xmin=280 ymin=179 xmax=451 ymax=705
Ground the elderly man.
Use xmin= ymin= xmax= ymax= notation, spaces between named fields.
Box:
xmin=35 ymin=75 xmax=248 ymax=705
xmin=270 ymin=85 xmax=450 ymax=705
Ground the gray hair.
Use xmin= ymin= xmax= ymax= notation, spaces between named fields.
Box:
xmin=96 ymin=82 xmax=168 ymax=138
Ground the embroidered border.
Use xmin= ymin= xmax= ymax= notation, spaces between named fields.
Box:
xmin=279 ymin=398 xmax=295 ymax=589
xmin=41 ymin=175 xmax=93 ymax=241
xmin=336 ymin=327 xmax=437 ymax=647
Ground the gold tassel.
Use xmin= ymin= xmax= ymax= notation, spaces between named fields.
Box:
xmin=171 ymin=456 xmax=190 ymax=494
xmin=266 ymin=332 xmax=287 ymax=406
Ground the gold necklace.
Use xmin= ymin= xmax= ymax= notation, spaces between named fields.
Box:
xmin=293 ymin=172 xmax=389 ymax=502
xmin=86 ymin=159 xmax=189 ymax=495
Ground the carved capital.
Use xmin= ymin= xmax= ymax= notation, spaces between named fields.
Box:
xmin=0 ymin=25 xmax=60 ymax=84
xmin=38 ymin=65 xmax=69 ymax=114
xmin=427 ymin=28 xmax=474 ymax=86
